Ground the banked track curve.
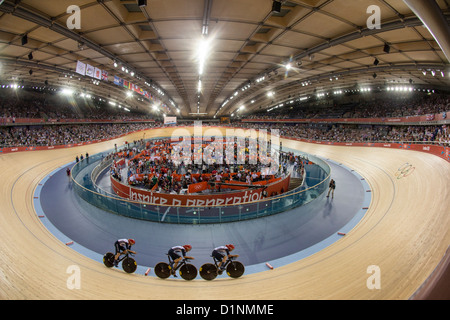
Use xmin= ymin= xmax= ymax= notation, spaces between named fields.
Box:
xmin=0 ymin=127 xmax=449 ymax=300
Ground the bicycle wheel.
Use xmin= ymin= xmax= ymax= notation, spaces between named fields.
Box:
xmin=122 ymin=257 xmax=137 ymax=274
xmin=154 ymin=262 xmax=171 ymax=279
xmin=199 ymin=263 xmax=218 ymax=281
xmin=179 ymin=263 xmax=198 ymax=281
xmin=103 ymin=252 xmax=115 ymax=268
xmin=226 ymin=261 xmax=245 ymax=278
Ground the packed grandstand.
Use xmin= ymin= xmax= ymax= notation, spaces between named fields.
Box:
xmin=0 ymin=86 xmax=449 ymax=149
xmin=107 ymin=135 xmax=301 ymax=198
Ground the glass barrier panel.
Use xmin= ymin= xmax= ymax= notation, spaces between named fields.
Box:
xmin=71 ymin=150 xmax=331 ymax=224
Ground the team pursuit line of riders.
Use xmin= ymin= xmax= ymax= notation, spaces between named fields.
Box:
xmin=103 ymin=239 xmax=245 ymax=281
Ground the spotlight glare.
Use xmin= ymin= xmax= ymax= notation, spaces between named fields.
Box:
xmin=197 ymin=37 xmax=211 ymax=76
xmin=61 ymin=88 xmax=74 ymax=95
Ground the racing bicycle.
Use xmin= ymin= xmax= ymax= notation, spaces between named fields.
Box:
xmin=103 ymin=251 xmax=137 ymax=274
xmin=154 ymin=254 xmax=197 ymax=280
xmin=199 ymin=255 xmax=245 ymax=281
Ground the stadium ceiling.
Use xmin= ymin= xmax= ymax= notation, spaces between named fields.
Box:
xmin=0 ymin=0 xmax=449 ymax=118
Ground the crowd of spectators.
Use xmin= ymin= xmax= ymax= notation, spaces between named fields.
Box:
xmin=245 ymin=94 xmax=449 ymax=120
xmin=1 ymin=88 xmax=449 ymax=148
xmin=3 ymin=120 xmax=446 ymax=149
xmin=0 ymin=88 xmax=153 ymax=122
xmin=345 ymin=95 xmax=449 ymax=119
xmin=232 ymin=122 xmax=449 ymax=146
xmin=0 ymin=122 xmax=160 ymax=148
xmin=110 ymin=138 xmax=285 ymax=195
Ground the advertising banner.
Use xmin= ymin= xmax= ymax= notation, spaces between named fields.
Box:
xmin=164 ymin=116 xmax=177 ymax=125
xmin=111 ymin=174 xmax=291 ymax=207
xmin=86 ymin=64 xmax=95 ymax=78
xmin=75 ymin=60 xmax=86 ymax=76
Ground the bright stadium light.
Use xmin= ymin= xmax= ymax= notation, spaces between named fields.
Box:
xmin=197 ymin=37 xmax=212 ymax=76
xmin=61 ymin=88 xmax=74 ymax=95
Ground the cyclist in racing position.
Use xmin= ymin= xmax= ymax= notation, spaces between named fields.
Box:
xmin=212 ymin=244 xmax=239 ymax=273
xmin=168 ymin=245 xmax=194 ymax=276
xmin=113 ymin=238 xmax=136 ymax=267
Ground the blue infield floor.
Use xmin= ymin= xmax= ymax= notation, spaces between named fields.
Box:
xmin=34 ymin=151 xmax=371 ymax=279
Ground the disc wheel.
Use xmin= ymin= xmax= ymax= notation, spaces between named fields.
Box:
xmin=103 ymin=252 xmax=115 ymax=268
xmin=122 ymin=257 xmax=137 ymax=274
xmin=154 ymin=262 xmax=171 ymax=279
xmin=199 ymin=263 xmax=218 ymax=281
xmin=226 ymin=261 xmax=245 ymax=278
xmin=179 ymin=263 xmax=198 ymax=281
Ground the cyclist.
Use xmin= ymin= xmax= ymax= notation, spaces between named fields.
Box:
xmin=113 ymin=238 xmax=136 ymax=267
xmin=168 ymin=245 xmax=194 ymax=276
xmin=212 ymin=244 xmax=239 ymax=273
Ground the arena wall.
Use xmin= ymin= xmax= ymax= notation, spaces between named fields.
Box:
xmin=110 ymin=173 xmax=291 ymax=207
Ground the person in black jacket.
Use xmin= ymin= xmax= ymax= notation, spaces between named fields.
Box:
xmin=327 ymin=179 xmax=336 ymax=199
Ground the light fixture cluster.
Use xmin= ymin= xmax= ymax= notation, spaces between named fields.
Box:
xmin=113 ymin=60 xmax=177 ymax=114
xmin=54 ymin=87 xmax=130 ymax=112
xmin=386 ymin=86 xmax=414 ymax=92
xmin=143 ymin=81 xmax=165 ymax=97
xmin=108 ymin=100 xmax=132 ymax=112
xmin=421 ymin=69 xmax=447 ymax=78
xmin=63 ymin=73 xmax=78 ymax=79
xmin=215 ymin=84 xmax=250 ymax=117
xmin=256 ymin=76 xmax=266 ymax=83
xmin=217 ymin=67 xmax=284 ymax=117
xmin=2 ymin=83 xmax=24 ymax=89
xmin=113 ymin=60 xmax=138 ymax=79
xmin=241 ymin=83 xmax=251 ymax=92
xmin=0 ymin=84 xmax=63 ymax=92
xmin=266 ymin=96 xmax=309 ymax=113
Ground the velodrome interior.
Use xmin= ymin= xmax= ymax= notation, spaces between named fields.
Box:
xmin=0 ymin=0 xmax=449 ymax=301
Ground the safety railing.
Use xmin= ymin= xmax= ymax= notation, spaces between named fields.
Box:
xmin=71 ymin=150 xmax=331 ymax=224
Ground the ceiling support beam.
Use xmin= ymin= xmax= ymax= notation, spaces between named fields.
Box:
xmin=403 ymin=0 xmax=450 ymax=63
xmin=225 ymin=63 xmax=449 ymax=115
xmin=0 ymin=57 xmax=130 ymax=101
xmin=202 ymin=0 xmax=213 ymax=36
xmin=0 ymin=0 xmax=175 ymax=108
xmin=219 ymin=14 xmax=450 ymax=115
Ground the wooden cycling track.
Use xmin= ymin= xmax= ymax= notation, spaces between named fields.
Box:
xmin=0 ymin=126 xmax=449 ymax=300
